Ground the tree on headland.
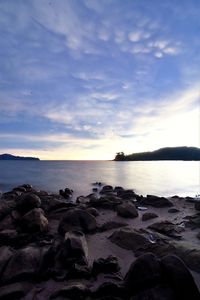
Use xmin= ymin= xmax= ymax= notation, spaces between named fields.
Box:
xmin=114 ymin=152 xmax=126 ymax=161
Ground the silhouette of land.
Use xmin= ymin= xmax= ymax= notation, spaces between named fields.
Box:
xmin=114 ymin=147 xmax=200 ymax=161
xmin=0 ymin=154 xmax=40 ymax=160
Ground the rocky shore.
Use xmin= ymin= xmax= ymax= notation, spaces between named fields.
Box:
xmin=0 ymin=183 xmax=200 ymax=299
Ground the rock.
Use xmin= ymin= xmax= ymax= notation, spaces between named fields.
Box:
xmin=58 ymin=208 xmax=97 ymax=235
xmin=60 ymin=231 xmax=88 ymax=266
xmin=161 ymin=255 xmax=200 ymax=300
xmin=116 ymin=202 xmax=138 ymax=218
xmin=194 ymin=201 xmax=200 ymax=211
xmin=86 ymin=207 xmax=99 ymax=217
xmin=0 ymin=229 xmax=18 ymax=246
xmin=92 ymin=255 xmax=120 ymax=275
xmin=142 ymin=212 xmax=158 ymax=221
xmin=100 ymin=185 xmax=113 ymax=194
xmin=0 ymin=282 xmax=29 ymax=299
xmin=148 ymin=221 xmax=184 ymax=239
xmin=117 ymin=190 xmax=136 ymax=200
xmin=59 ymin=187 xmax=73 ymax=199
xmin=109 ymin=228 xmax=150 ymax=251
xmin=90 ymin=195 xmax=122 ymax=209
xmin=130 ymin=285 xmax=175 ymax=300
xmin=92 ymin=188 xmax=98 ymax=192
xmin=141 ymin=195 xmax=173 ymax=208
xmin=124 ymin=253 xmax=162 ymax=294
xmin=98 ymin=221 xmax=128 ymax=232
xmin=16 ymin=193 xmax=41 ymax=214
xmin=0 ymin=246 xmax=13 ymax=277
xmin=45 ymin=198 xmax=75 ymax=212
xmin=50 ymin=282 xmax=90 ymax=299
xmin=168 ymin=208 xmax=179 ymax=213
xmin=21 ymin=208 xmax=49 ymax=233
xmin=2 ymin=246 xmax=47 ymax=283
xmin=93 ymin=282 xmax=124 ymax=299
xmin=113 ymin=186 xmax=124 ymax=193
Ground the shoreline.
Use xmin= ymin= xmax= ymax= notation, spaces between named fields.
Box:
xmin=0 ymin=183 xmax=200 ymax=299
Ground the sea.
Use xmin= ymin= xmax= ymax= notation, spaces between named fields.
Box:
xmin=0 ymin=160 xmax=199 ymax=198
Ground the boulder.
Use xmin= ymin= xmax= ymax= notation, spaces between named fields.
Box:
xmin=142 ymin=212 xmax=158 ymax=221
xmin=93 ymin=282 xmax=124 ymax=299
xmin=109 ymin=228 xmax=150 ymax=251
xmin=124 ymin=253 xmax=162 ymax=294
xmin=16 ymin=193 xmax=41 ymax=214
xmin=161 ymin=255 xmax=200 ymax=300
xmin=100 ymin=185 xmax=114 ymax=194
xmin=148 ymin=221 xmax=184 ymax=239
xmin=1 ymin=246 xmax=47 ymax=283
xmin=86 ymin=207 xmax=99 ymax=217
xmin=98 ymin=221 xmax=128 ymax=232
xmin=92 ymin=255 xmax=120 ymax=275
xmin=59 ymin=188 xmax=73 ymax=199
xmin=50 ymin=282 xmax=90 ymax=299
xmin=58 ymin=209 xmax=97 ymax=235
xmin=21 ymin=208 xmax=49 ymax=233
xmin=116 ymin=202 xmax=138 ymax=218
xmin=141 ymin=195 xmax=173 ymax=208
xmin=194 ymin=201 xmax=200 ymax=211
xmin=0 ymin=229 xmax=18 ymax=246
xmin=60 ymin=231 xmax=88 ymax=266
xmin=0 ymin=282 xmax=29 ymax=299
xmin=0 ymin=246 xmax=13 ymax=277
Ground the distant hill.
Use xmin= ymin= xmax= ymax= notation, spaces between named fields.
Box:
xmin=114 ymin=147 xmax=200 ymax=161
xmin=0 ymin=154 xmax=40 ymax=161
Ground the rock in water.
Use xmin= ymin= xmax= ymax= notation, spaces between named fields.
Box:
xmin=141 ymin=195 xmax=173 ymax=207
xmin=92 ymin=255 xmax=120 ymax=275
xmin=116 ymin=202 xmax=138 ymax=218
xmin=58 ymin=208 xmax=97 ymax=235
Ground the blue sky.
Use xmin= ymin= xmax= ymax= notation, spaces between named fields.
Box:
xmin=0 ymin=0 xmax=200 ymax=159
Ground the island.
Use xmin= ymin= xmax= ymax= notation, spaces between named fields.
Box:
xmin=114 ymin=146 xmax=200 ymax=161
xmin=0 ymin=154 xmax=40 ymax=161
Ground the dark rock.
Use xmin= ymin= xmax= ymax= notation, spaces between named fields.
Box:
xmin=109 ymin=228 xmax=150 ymax=251
xmin=92 ymin=188 xmax=98 ymax=192
xmin=60 ymin=231 xmax=88 ymax=266
xmin=93 ymin=282 xmax=124 ymax=299
xmin=58 ymin=208 xmax=97 ymax=235
xmin=98 ymin=221 xmax=128 ymax=232
xmin=113 ymin=186 xmax=124 ymax=193
xmin=86 ymin=207 xmax=99 ymax=217
xmin=21 ymin=208 xmax=49 ymax=233
xmin=0 ymin=246 xmax=13 ymax=277
xmin=148 ymin=221 xmax=184 ymax=239
xmin=0 ymin=229 xmax=18 ymax=246
xmin=90 ymin=195 xmax=122 ymax=209
xmin=13 ymin=186 xmax=27 ymax=193
xmin=116 ymin=202 xmax=138 ymax=218
xmin=142 ymin=212 xmax=158 ymax=221
xmin=92 ymin=255 xmax=120 ymax=275
xmin=16 ymin=193 xmax=41 ymax=214
xmin=130 ymin=285 xmax=175 ymax=300
xmin=161 ymin=255 xmax=200 ymax=300
xmin=124 ymin=253 xmax=162 ymax=294
xmin=0 ymin=282 xmax=29 ymax=299
xmin=117 ymin=190 xmax=136 ymax=200
xmin=1 ymin=246 xmax=47 ymax=283
xmin=50 ymin=282 xmax=90 ymax=299
xmin=141 ymin=195 xmax=173 ymax=208
xmin=194 ymin=201 xmax=200 ymax=211
xmin=59 ymin=188 xmax=73 ymax=199
xmin=168 ymin=208 xmax=179 ymax=213
xmin=100 ymin=185 xmax=113 ymax=194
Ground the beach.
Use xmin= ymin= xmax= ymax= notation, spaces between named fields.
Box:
xmin=0 ymin=183 xmax=200 ymax=299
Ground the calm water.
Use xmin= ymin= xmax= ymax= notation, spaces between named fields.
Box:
xmin=0 ymin=160 xmax=199 ymax=197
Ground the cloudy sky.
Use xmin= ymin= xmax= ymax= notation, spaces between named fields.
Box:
xmin=0 ymin=0 xmax=200 ymax=160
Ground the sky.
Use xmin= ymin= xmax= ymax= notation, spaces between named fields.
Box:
xmin=0 ymin=0 xmax=200 ymax=160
